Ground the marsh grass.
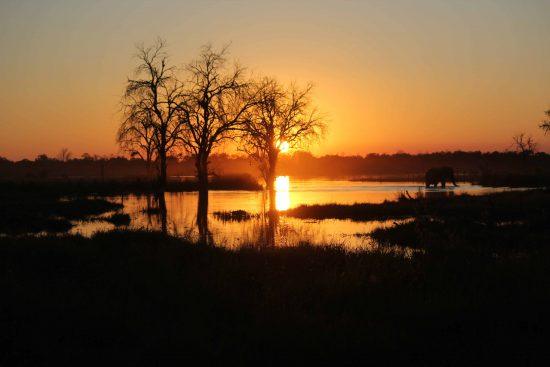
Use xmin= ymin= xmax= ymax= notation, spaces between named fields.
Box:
xmin=283 ymin=201 xmax=415 ymax=221
xmin=2 ymin=187 xmax=550 ymax=364
xmin=1 ymin=229 xmax=550 ymax=364
xmin=285 ymin=189 xmax=549 ymax=223
xmin=0 ymin=194 xmax=123 ymax=234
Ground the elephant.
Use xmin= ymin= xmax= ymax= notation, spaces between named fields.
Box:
xmin=425 ymin=167 xmax=458 ymax=188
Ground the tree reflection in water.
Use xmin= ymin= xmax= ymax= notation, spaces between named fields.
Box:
xmin=256 ymin=175 xmax=292 ymax=247
xmin=156 ymin=191 xmax=167 ymax=234
xmin=145 ymin=194 xmax=153 ymax=227
xmin=197 ymin=190 xmax=213 ymax=245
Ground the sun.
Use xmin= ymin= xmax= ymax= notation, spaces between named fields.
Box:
xmin=274 ymin=175 xmax=290 ymax=192
xmin=278 ymin=141 xmax=290 ymax=153
xmin=274 ymin=176 xmax=290 ymax=211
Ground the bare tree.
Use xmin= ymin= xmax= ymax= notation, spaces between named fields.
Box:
xmin=57 ymin=148 xmax=72 ymax=162
xmin=512 ymin=133 xmax=537 ymax=157
xmin=540 ymin=109 xmax=550 ymax=134
xmin=117 ymin=100 xmax=157 ymax=179
xmin=122 ymin=38 xmax=187 ymax=189
xmin=180 ymin=44 xmax=255 ymax=193
xmin=241 ymin=78 xmax=325 ymax=208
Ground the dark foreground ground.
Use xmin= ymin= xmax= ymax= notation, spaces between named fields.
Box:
xmin=2 ymin=189 xmax=550 ymax=365
xmin=2 ymin=229 xmax=550 ymax=365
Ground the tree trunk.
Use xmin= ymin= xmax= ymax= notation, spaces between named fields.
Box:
xmin=197 ymin=189 xmax=212 ymax=245
xmin=157 ymin=191 xmax=167 ymax=234
xmin=266 ymin=148 xmax=278 ymax=212
xmin=158 ymin=148 xmax=167 ymax=190
xmin=196 ymin=153 xmax=209 ymax=194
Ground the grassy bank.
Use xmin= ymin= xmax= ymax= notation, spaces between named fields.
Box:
xmin=284 ymin=200 xmax=417 ymax=221
xmin=476 ymin=172 xmax=550 ymax=187
xmin=349 ymin=172 xmax=550 ymax=187
xmin=0 ymin=194 xmax=123 ymax=234
xmin=285 ymin=189 xmax=550 ymax=222
xmin=1 ymin=230 xmax=550 ymax=365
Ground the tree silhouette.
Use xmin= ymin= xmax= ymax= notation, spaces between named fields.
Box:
xmin=180 ymin=44 xmax=255 ymax=193
xmin=541 ymin=109 xmax=550 ymax=134
xmin=122 ymin=38 xmax=186 ymax=189
xmin=512 ymin=133 xmax=537 ymax=157
xmin=35 ymin=154 xmax=50 ymax=162
xmin=117 ymin=102 xmax=157 ymax=179
xmin=57 ymin=148 xmax=72 ymax=162
xmin=241 ymin=78 xmax=324 ymax=209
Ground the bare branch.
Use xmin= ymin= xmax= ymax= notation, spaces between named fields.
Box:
xmin=179 ymin=44 xmax=254 ymax=188
xmin=512 ymin=133 xmax=537 ymax=157
xmin=239 ymin=77 xmax=326 ymax=186
xmin=119 ymin=39 xmax=188 ymax=185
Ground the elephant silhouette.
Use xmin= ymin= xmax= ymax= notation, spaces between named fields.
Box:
xmin=425 ymin=167 xmax=458 ymax=188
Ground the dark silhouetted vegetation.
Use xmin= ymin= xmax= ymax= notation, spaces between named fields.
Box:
xmin=240 ymin=77 xmax=324 ymax=208
xmin=2 ymin=151 xmax=550 ymax=184
xmin=0 ymin=192 xmax=122 ymax=235
xmin=541 ymin=109 xmax=550 ymax=134
xmin=213 ymin=210 xmax=258 ymax=222
xmin=103 ymin=213 xmax=131 ymax=226
xmin=181 ymin=44 xmax=256 ymax=193
xmin=121 ymin=39 xmax=187 ymax=188
xmin=477 ymin=172 xmax=550 ymax=187
xmin=1 ymin=229 xmax=550 ymax=365
xmin=284 ymin=200 xmax=416 ymax=221
xmin=285 ymin=189 xmax=549 ymax=223
xmin=0 ymin=174 xmax=261 ymax=197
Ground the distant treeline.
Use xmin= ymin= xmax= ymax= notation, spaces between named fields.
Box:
xmin=278 ymin=151 xmax=550 ymax=179
xmin=0 ymin=154 xmax=254 ymax=181
xmin=1 ymin=151 xmax=549 ymax=182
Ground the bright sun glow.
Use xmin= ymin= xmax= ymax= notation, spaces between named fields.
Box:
xmin=274 ymin=176 xmax=290 ymax=211
xmin=275 ymin=175 xmax=290 ymax=191
xmin=278 ymin=141 xmax=290 ymax=153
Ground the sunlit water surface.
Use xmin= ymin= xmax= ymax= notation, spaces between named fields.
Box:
xmin=71 ymin=179 xmax=526 ymax=250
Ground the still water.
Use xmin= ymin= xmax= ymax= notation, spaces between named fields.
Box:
xmin=71 ymin=178 xmax=524 ymax=250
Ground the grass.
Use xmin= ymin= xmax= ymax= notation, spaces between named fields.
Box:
xmin=349 ymin=172 xmax=550 ymax=188
xmin=293 ymin=189 xmax=550 ymax=255
xmin=283 ymin=200 xmax=416 ymax=221
xmin=2 ymin=186 xmax=549 ymax=364
xmin=285 ymin=189 xmax=550 ymax=222
xmin=476 ymin=172 xmax=550 ymax=187
xmin=1 ymin=229 xmax=550 ymax=365
xmin=370 ymin=217 xmax=550 ymax=252
xmin=0 ymin=195 xmax=123 ymax=235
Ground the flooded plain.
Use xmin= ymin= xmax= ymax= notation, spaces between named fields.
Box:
xmin=70 ymin=178 xmax=526 ymax=250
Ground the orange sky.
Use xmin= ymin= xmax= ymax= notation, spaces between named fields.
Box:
xmin=1 ymin=0 xmax=550 ymax=160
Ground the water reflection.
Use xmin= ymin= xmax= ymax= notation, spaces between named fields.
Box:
xmin=263 ymin=209 xmax=279 ymax=247
xmin=69 ymin=179 xmax=527 ymax=250
xmin=275 ymin=176 xmax=290 ymax=211
xmin=197 ymin=190 xmax=213 ymax=245
xmin=156 ymin=191 xmax=168 ymax=234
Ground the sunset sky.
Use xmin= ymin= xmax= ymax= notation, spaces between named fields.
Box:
xmin=1 ymin=0 xmax=550 ymax=160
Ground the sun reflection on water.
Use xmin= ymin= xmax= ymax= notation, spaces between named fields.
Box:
xmin=275 ymin=176 xmax=290 ymax=211
xmin=67 ymin=180 xmax=524 ymax=250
